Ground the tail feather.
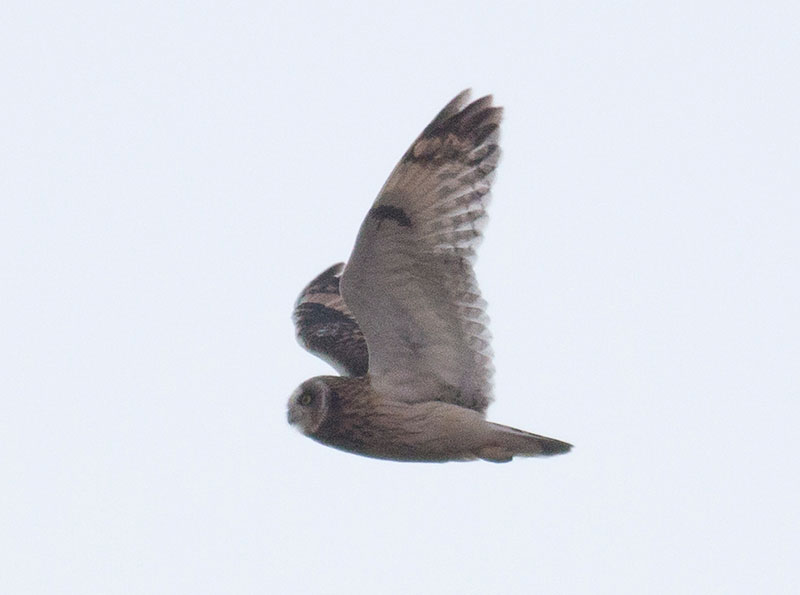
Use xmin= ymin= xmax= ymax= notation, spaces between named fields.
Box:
xmin=478 ymin=422 xmax=572 ymax=463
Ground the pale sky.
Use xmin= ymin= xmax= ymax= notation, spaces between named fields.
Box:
xmin=2 ymin=2 xmax=798 ymax=593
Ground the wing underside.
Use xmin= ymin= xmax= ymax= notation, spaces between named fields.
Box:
xmin=293 ymin=263 xmax=369 ymax=377
xmin=341 ymin=90 xmax=501 ymax=412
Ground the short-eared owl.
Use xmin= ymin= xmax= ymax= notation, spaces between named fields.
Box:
xmin=289 ymin=90 xmax=571 ymax=463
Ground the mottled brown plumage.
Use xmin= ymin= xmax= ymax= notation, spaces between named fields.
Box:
xmin=293 ymin=263 xmax=368 ymax=376
xmin=288 ymin=90 xmax=572 ymax=463
xmin=288 ymin=377 xmax=569 ymax=462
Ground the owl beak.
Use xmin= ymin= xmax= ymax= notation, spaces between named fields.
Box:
xmin=287 ymin=408 xmax=298 ymax=425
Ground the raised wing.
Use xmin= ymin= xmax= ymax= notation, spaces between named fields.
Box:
xmin=340 ymin=90 xmax=500 ymax=413
xmin=293 ymin=263 xmax=368 ymax=377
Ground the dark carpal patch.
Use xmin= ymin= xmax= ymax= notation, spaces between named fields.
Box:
xmin=369 ymin=205 xmax=412 ymax=228
xmin=296 ymin=302 xmax=353 ymax=327
xmin=294 ymin=303 xmax=369 ymax=377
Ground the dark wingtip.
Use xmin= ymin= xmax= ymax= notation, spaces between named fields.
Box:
xmin=449 ymin=88 xmax=473 ymax=110
xmin=540 ymin=438 xmax=573 ymax=456
xmin=422 ymin=88 xmax=473 ymax=135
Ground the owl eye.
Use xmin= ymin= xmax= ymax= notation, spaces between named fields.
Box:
xmin=298 ymin=392 xmax=314 ymax=406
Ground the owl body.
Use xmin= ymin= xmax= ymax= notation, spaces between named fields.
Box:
xmin=287 ymin=91 xmax=572 ymax=463
xmin=288 ymin=376 xmax=567 ymax=463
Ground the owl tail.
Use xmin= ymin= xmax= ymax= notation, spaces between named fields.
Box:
xmin=478 ymin=422 xmax=572 ymax=463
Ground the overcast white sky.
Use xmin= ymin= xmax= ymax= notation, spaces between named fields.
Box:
xmin=2 ymin=2 xmax=798 ymax=593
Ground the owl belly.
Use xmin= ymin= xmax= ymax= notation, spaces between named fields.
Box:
xmin=315 ymin=399 xmax=489 ymax=463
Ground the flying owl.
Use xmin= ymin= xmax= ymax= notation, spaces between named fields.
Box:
xmin=288 ymin=90 xmax=572 ymax=463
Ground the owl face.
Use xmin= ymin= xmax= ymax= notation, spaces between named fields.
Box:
xmin=287 ymin=378 xmax=331 ymax=436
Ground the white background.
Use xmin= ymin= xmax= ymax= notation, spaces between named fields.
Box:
xmin=2 ymin=2 xmax=798 ymax=593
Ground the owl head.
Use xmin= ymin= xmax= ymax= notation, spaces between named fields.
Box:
xmin=287 ymin=377 xmax=333 ymax=436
